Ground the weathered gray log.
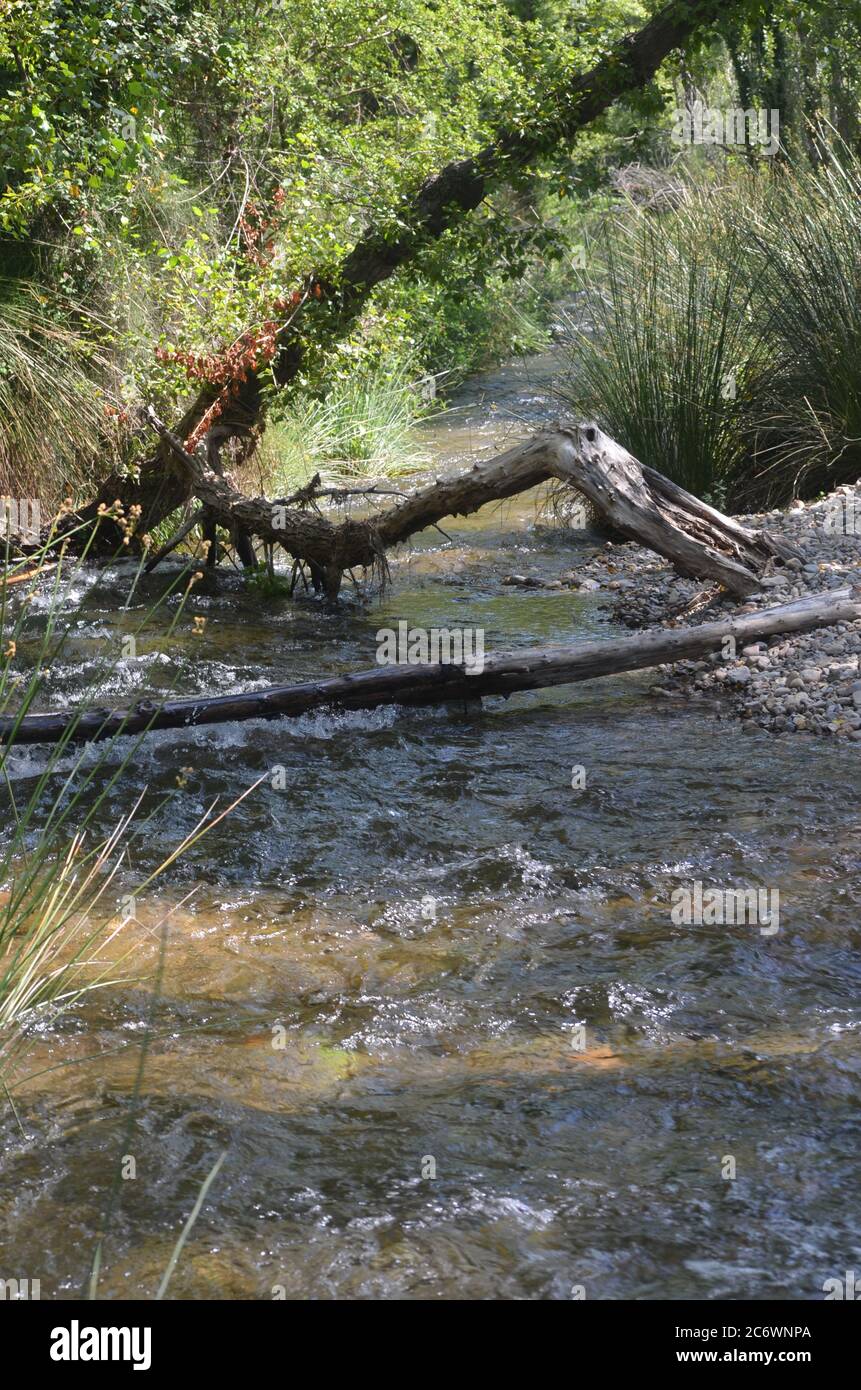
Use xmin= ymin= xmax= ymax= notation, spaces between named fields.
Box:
xmin=144 ymin=415 xmax=792 ymax=599
xmin=2 ymin=590 xmax=855 ymax=747
xmin=373 ymin=426 xmax=796 ymax=596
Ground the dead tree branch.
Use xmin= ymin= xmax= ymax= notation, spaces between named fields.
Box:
xmin=143 ymin=415 xmax=795 ymax=599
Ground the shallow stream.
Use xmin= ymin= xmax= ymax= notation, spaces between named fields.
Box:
xmin=1 ymin=353 xmax=859 ymax=1300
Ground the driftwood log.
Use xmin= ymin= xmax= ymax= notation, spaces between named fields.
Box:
xmin=140 ymin=414 xmax=795 ymax=600
xmin=2 ymin=591 xmax=855 ymax=747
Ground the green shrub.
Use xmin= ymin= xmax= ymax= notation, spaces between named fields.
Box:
xmin=560 ymin=176 xmax=772 ymax=501
xmin=562 ymin=140 xmax=861 ymax=508
xmin=263 ymin=362 xmax=432 ymax=488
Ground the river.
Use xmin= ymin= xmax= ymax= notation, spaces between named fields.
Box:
xmin=1 ymin=351 xmax=859 ymax=1300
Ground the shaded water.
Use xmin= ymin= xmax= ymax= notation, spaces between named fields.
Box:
xmin=1 ymin=356 xmax=860 ymax=1300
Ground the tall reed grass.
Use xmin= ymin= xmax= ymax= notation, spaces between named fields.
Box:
xmin=741 ymin=144 xmax=861 ymax=503
xmin=562 ymin=134 xmax=861 ymax=508
xmin=0 ymin=279 xmax=124 ymax=509
xmin=261 ymin=363 xmax=433 ymax=491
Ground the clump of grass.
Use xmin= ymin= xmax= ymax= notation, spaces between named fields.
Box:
xmin=244 ymin=562 xmax=293 ymax=599
xmin=561 ymin=135 xmax=861 ymax=510
xmin=0 ymin=522 xmax=255 ymax=1074
xmin=559 ymin=170 xmax=774 ymax=502
xmin=261 ymin=363 xmax=432 ymax=491
xmin=0 ymin=278 xmax=123 ymax=510
xmin=738 ymin=140 xmax=861 ymax=505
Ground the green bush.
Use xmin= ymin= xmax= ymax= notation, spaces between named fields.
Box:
xmin=563 ymin=139 xmax=861 ymax=508
xmin=739 ymin=144 xmax=861 ymax=504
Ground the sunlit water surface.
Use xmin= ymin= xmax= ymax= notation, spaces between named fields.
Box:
xmin=1 ymin=354 xmax=859 ymax=1300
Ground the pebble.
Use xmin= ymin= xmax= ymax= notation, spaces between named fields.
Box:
xmin=558 ymin=475 xmax=861 ymax=742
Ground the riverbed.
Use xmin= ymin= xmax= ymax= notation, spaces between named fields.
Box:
xmin=1 ymin=353 xmax=859 ymax=1300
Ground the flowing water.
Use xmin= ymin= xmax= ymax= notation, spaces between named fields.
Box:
xmin=1 ymin=354 xmax=860 ymax=1301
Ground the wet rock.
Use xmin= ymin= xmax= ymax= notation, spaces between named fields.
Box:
xmin=602 ymin=476 xmax=861 ymax=742
xmin=502 ymin=574 xmax=544 ymax=588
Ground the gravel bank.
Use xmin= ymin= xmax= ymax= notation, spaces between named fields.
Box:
xmin=552 ymin=483 xmax=861 ymax=739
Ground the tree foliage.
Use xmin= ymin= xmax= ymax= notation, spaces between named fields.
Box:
xmin=1 ymin=0 xmax=859 ymax=499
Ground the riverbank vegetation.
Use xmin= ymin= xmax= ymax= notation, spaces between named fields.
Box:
xmin=566 ymin=140 xmax=861 ymax=509
xmin=3 ymin=1 xmax=860 ymax=513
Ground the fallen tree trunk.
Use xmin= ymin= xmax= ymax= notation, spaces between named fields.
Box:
xmin=3 ymin=591 xmax=855 ymax=747
xmin=144 ymin=415 xmax=796 ymax=599
xmin=374 ymin=425 xmax=797 ymax=596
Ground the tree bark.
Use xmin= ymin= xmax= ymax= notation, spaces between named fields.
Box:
xmin=143 ymin=414 xmax=796 ymax=599
xmin=3 ymin=590 xmax=855 ymax=747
